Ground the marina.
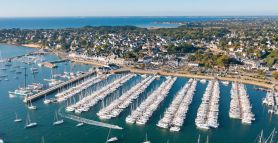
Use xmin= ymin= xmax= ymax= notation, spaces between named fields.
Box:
xmin=23 ymin=70 xmax=96 ymax=103
xmin=0 ymin=44 xmax=277 ymax=143
xmin=125 ymin=77 xmax=177 ymax=125
xmin=66 ymin=74 xmax=136 ymax=114
xmin=97 ymin=75 xmax=156 ymax=119
xmin=157 ymin=79 xmax=197 ymax=132
xmin=55 ymin=74 xmax=109 ymax=103
xmin=262 ymin=90 xmax=278 ymax=115
xmin=229 ymin=82 xmax=255 ymax=124
xmin=195 ymin=80 xmax=220 ymax=130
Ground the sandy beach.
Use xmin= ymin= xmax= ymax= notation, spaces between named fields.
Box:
xmin=22 ymin=43 xmax=42 ymax=49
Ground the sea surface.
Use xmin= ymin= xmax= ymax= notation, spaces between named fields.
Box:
xmin=0 ymin=16 xmax=232 ymax=29
xmin=0 ymin=44 xmax=277 ymax=143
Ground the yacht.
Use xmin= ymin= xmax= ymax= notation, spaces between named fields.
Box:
xmin=9 ymin=92 xmax=16 ymax=98
xmin=106 ymin=137 xmax=118 ymax=143
xmin=170 ymin=126 xmax=180 ymax=132
xmin=76 ymin=122 xmax=84 ymax=127
xmin=53 ymin=112 xmax=64 ymax=125
xmin=43 ymin=99 xmax=51 ymax=104
xmin=43 ymin=96 xmax=51 ymax=104
xmin=27 ymin=101 xmax=37 ymax=110
xmin=196 ymin=124 xmax=210 ymax=130
xmin=14 ymin=113 xmax=22 ymax=122
xmin=106 ymin=128 xmax=118 ymax=143
xmin=25 ymin=113 xmax=38 ymax=128
xmin=221 ymin=81 xmax=229 ymax=86
xmin=200 ymin=79 xmax=207 ymax=84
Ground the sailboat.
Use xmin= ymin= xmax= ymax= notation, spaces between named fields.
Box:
xmin=14 ymin=113 xmax=22 ymax=122
xmin=25 ymin=113 xmax=37 ymax=128
xmin=43 ymin=95 xmax=51 ymax=104
xmin=106 ymin=128 xmax=118 ymax=143
xmin=197 ymin=134 xmax=200 ymax=143
xmin=27 ymin=100 xmax=37 ymax=110
xmin=257 ymin=130 xmax=264 ymax=143
xmin=0 ymin=138 xmax=3 ymax=143
xmin=264 ymin=128 xmax=276 ymax=143
xmin=0 ymin=50 xmax=7 ymax=71
xmin=142 ymin=133 xmax=151 ymax=143
xmin=53 ymin=111 xmax=64 ymax=125
xmin=76 ymin=122 xmax=84 ymax=127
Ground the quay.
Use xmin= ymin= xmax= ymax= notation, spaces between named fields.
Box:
xmin=40 ymin=59 xmax=69 ymax=68
xmin=23 ymin=70 xmax=96 ymax=103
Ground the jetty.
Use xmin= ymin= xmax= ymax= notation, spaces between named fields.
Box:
xmin=59 ymin=111 xmax=123 ymax=130
xmin=23 ymin=70 xmax=96 ymax=103
xmin=40 ymin=59 xmax=69 ymax=68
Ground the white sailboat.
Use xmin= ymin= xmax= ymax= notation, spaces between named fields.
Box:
xmin=76 ymin=122 xmax=84 ymax=127
xmin=106 ymin=128 xmax=118 ymax=143
xmin=27 ymin=100 xmax=37 ymax=110
xmin=53 ymin=111 xmax=64 ymax=125
xmin=0 ymin=139 xmax=3 ymax=143
xmin=43 ymin=95 xmax=51 ymax=104
xmin=14 ymin=113 xmax=22 ymax=122
xmin=25 ymin=113 xmax=37 ymax=128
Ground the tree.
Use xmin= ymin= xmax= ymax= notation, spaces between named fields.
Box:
xmin=273 ymin=71 xmax=278 ymax=80
xmin=216 ymin=55 xmax=230 ymax=67
xmin=265 ymin=50 xmax=278 ymax=66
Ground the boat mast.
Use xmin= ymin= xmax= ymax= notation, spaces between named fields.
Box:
xmin=197 ymin=134 xmax=200 ymax=143
xmin=106 ymin=128 xmax=111 ymax=143
xmin=24 ymin=67 xmax=27 ymax=88
xmin=264 ymin=128 xmax=276 ymax=143
xmin=258 ymin=130 xmax=263 ymax=143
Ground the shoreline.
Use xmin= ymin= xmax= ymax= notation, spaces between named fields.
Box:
xmin=2 ymin=43 xmax=277 ymax=91
xmin=68 ymin=58 xmax=278 ymax=91
xmin=0 ymin=42 xmax=42 ymax=49
xmin=21 ymin=43 xmax=42 ymax=49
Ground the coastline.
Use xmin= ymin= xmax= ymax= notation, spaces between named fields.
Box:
xmin=0 ymin=42 xmax=42 ymax=49
xmin=67 ymin=58 xmax=278 ymax=91
xmin=21 ymin=43 xmax=42 ymax=49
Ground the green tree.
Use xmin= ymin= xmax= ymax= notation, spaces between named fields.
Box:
xmin=273 ymin=71 xmax=278 ymax=80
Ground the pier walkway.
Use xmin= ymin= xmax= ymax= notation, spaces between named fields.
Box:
xmin=59 ymin=112 xmax=123 ymax=130
xmin=23 ymin=70 xmax=96 ymax=103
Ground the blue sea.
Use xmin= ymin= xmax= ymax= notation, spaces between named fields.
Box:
xmin=0 ymin=16 xmax=230 ymax=29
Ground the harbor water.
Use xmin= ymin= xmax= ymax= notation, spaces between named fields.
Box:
xmin=0 ymin=44 xmax=277 ymax=143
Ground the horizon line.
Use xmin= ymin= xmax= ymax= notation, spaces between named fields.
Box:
xmin=1 ymin=15 xmax=278 ymax=19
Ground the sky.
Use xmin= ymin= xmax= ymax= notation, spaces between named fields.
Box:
xmin=0 ymin=0 xmax=278 ymax=17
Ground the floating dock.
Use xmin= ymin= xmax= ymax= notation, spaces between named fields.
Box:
xmin=60 ymin=112 xmax=123 ymax=130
